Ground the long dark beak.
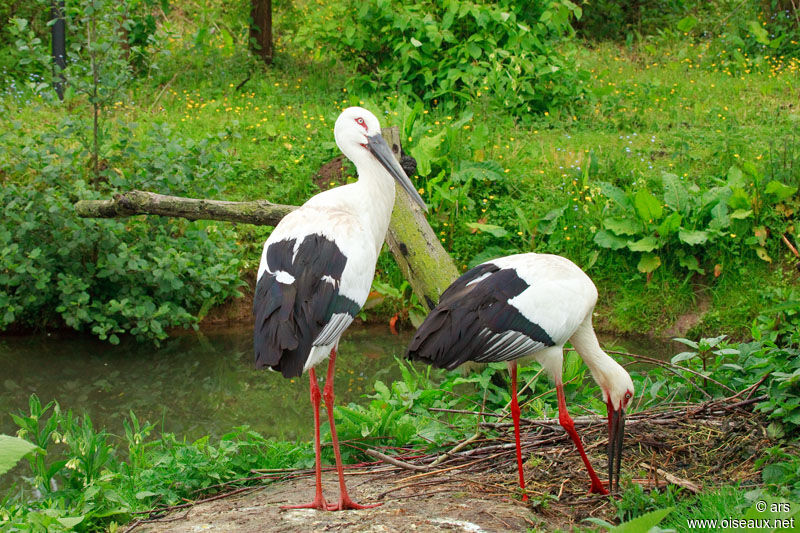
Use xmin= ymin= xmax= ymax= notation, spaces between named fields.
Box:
xmin=607 ymin=403 xmax=625 ymax=493
xmin=367 ymin=134 xmax=428 ymax=212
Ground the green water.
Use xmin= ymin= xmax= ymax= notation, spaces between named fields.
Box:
xmin=0 ymin=324 xmax=670 ymax=444
xmin=0 ymin=325 xmax=413 ymax=442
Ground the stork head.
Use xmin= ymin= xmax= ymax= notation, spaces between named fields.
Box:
xmin=334 ymin=106 xmax=427 ymax=211
xmin=599 ymin=360 xmax=634 ymax=493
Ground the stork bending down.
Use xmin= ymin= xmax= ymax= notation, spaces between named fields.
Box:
xmin=407 ymin=253 xmax=634 ymax=498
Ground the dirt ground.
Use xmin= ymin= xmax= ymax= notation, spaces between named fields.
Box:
xmin=133 ymin=470 xmax=538 ymax=532
xmin=127 ymin=406 xmax=765 ymax=533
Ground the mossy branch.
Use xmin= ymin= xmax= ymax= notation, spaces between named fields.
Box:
xmin=75 ymin=190 xmax=296 ymax=226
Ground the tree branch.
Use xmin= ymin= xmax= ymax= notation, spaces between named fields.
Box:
xmin=75 ymin=190 xmax=297 ymax=226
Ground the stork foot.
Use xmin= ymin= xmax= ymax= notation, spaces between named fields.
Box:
xmin=588 ymin=480 xmax=609 ymax=496
xmin=327 ymin=497 xmax=382 ymax=511
xmin=280 ymin=496 xmax=331 ymax=510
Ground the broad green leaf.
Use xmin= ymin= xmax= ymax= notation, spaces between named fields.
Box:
xmin=727 ymin=165 xmax=745 ymax=188
xmin=678 ymin=254 xmax=704 ymax=274
xmin=409 ymin=129 xmax=446 ymax=176
xmin=674 ymin=337 xmax=699 ymax=349
xmin=730 ymin=209 xmax=752 ymax=220
xmin=598 ymin=182 xmax=632 ymax=210
xmin=627 ymin=236 xmax=659 ymax=252
xmin=657 ymin=212 xmax=682 ymax=236
xmin=747 ymin=20 xmax=771 ymax=45
xmin=466 ymin=41 xmax=482 ymax=59
xmin=662 ymin=172 xmax=689 ymax=214
xmin=537 ymin=205 xmax=566 ymax=234
xmin=135 ymin=490 xmax=159 ymax=500
xmin=56 ymin=516 xmax=85 ymax=528
xmin=593 ymin=229 xmax=628 ymax=250
xmin=410 ymin=37 xmax=422 ymax=48
xmin=637 ymin=253 xmax=661 ymax=273
xmin=727 ymin=187 xmax=751 ymax=210
xmin=764 ymin=180 xmax=797 ymax=202
xmin=603 ymin=217 xmax=641 ymax=236
xmin=755 ymin=246 xmax=772 ymax=263
xmin=609 ymin=507 xmax=673 ymax=533
xmin=465 ymin=222 xmax=508 ymax=237
xmin=634 ymin=189 xmax=663 ymax=222
xmin=678 ymin=230 xmax=708 ymax=246
xmin=671 ymin=351 xmax=697 ymax=363
xmin=676 ymin=16 xmax=697 ymax=32
xmin=0 ymin=434 xmax=39 ymax=475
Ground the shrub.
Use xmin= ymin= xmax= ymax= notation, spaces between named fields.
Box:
xmin=296 ymin=0 xmax=587 ymax=114
xmin=0 ymin=120 xmax=244 ymax=343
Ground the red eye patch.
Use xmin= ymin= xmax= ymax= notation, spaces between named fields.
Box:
xmin=355 ymin=117 xmax=367 ymax=130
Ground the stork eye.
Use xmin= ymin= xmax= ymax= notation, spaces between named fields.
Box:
xmin=355 ymin=117 xmax=367 ymax=129
xmin=624 ymin=392 xmax=632 ymax=400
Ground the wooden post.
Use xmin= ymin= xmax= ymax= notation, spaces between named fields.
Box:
xmin=382 ymin=127 xmax=459 ymax=311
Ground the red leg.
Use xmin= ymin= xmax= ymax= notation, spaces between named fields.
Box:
xmin=509 ymin=362 xmax=528 ymax=502
xmin=281 ymin=368 xmax=330 ymax=510
xmin=556 ymin=381 xmax=609 ymax=495
xmin=322 ymin=348 xmax=381 ymax=510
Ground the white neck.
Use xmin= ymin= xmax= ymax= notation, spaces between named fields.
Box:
xmin=568 ymin=315 xmax=620 ymax=396
xmin=351 ymin=154 xmax=396 ymax=252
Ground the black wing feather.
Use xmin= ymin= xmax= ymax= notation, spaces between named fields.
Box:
xmin=406 ymin=263 xmax=554 ymax=370
xmin=254 ymin=234 xmax=360 ymax=378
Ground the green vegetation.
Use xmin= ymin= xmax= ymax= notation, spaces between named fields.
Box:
xmin=1 ymin=0 xmax=799 ymax=530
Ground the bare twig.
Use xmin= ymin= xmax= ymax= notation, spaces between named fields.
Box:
xmin=365 ymin=449 xmax=427 ymax=472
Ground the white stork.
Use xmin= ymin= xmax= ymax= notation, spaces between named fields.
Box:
xmin=406 ymin=253 xmax=634 ymax=498
xmin=254 ymin=106 xmax=426 ymax=510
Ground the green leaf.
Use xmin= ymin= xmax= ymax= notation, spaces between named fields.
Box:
xmin=410 ymin=37 xmax=422 ymax=48
xmin=678 ymin=254 xmax=704 ymax=274
xmin=657 ymin=212 xmax=682 ymax=236
xmin=678 ymin=230 xmax=708 ymax=246
xmin=747 ymin=20 xmax=771 ymax=46
xmin=0 ymin=434 xmax=39 ymax=475
xmin=135 ymin=490 xmax=159 ymax=500
xmin=537 ymin=205 xmax=567 ymax=234
xmin=662 ymin=172 xmax=689 ymax=213
xmin=764 ymin=180 xmax=797 ymax=202
xmin=465 ymin=222 xmax=508 ymax=237
xmin=637 ymin=253 xmax=661 ymax=273
xmin=409 ymin=129 xmax=446 ymax=176
xmin=671 ymin=351 xmax=697 ymax=363
xmin=466 ymin=41 xmax=482 ymax=59
xmin=627 ymin=236 xmax=659 ymax=252
xmin=593 ymin=229 xmax=628 ymax=250
xmin=610 ymin=507 xmax=673 ymax=533
xmin=676 ymin=16 xmax=698 ymax=32
xmin=56 ymin=516 xmax=85 ymax=528
xmin=727 ymin=165 xmax=745 ymax=188
xmin=598 ymin=182 xmax=632 ymax=210
xmin=727 ymin=188 xmax=751 ymax=210
xmin=634 ymin=189 xmax=663 ymax=222
xmin=755 ymin=246 xmax=772 ymax=263
xmin=603 ymin=217 xmax=641 ymax=236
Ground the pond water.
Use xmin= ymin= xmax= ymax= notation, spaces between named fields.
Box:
xmin=0 ymin=324 xmax=671 ymax=443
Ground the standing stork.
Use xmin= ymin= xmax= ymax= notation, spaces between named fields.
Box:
xmin=254 ymin=106 xmax=426 ymax=510
xmin=406 ymin=253 xmax=634 ymax=498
